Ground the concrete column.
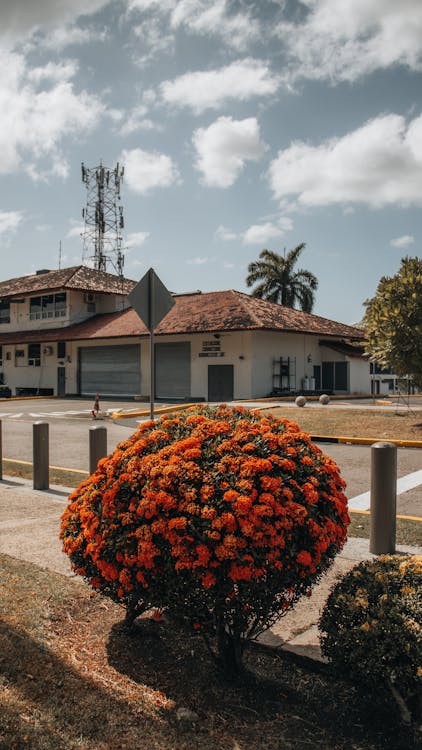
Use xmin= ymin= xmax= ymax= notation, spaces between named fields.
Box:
xmin=33 ymin=421 xmax=49 ymax=490
xmin=89 ymin=426 xmax=107 ymax=475
xmin=369 ymin=441 xmax=397 ymax=555
xmin=0 ymin=420 xmax=2 ymax=481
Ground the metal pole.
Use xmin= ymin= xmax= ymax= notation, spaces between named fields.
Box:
xmin=149 ymin=270 xmax=155 ymax=421
xmin=33 ymin=421 xmax=49 ymax=490
xmin=369 ymin=441 xmax=397 ymax=555
xmin=89 ymin=426 xmax=107 ymax=475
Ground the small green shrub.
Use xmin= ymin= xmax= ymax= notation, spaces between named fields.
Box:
xmin=319 ymin=555 xmax=422 ymax=724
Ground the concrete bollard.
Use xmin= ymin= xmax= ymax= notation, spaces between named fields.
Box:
xmin=33 ymin=421 xmax=49 ymax=490
xmin=89 ymin=425 xmax=107 ymax=475
xmin=369 ymin=441 xmax=397 ymax=555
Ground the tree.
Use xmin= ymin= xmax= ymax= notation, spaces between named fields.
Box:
xmin=246 ymin=243 xmax=318 ymax=312
xmin=363 ymin=256 xmax=422 ymax=388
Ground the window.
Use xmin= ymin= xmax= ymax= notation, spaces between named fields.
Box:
xmin=57 ymin=341 xmax=66 ymax=359
xmin=28 ymin=343 xmax=41 ymax=367
xmin=30 ymin=293 xmax=67 ymax=320
xmin=0 ymin=302 xmax=10 ymax=324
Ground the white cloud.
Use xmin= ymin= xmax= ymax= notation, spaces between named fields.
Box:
xmin=0 ymin=50 xmax=104 ymax=176
xmin=170 ymin=0 xmax=260 ymax=51
xmin=215 ymin=216 xmax=293 ymax=245
xmin=276 ymin=0 xmax=422 ymax=83
xmin=66 ymin=224 xmax=84 ymax=239
xmin=0 ymin=0 xmax=109 ymax=47
xmin=39 ymin=24 xmax=108 ymax=51
xmin=0 ymin=209 xmax=23 ymax=237
xmin=128 ymin=0 xmax=259 ymax=51
xmin=268 ymin=113 xmax=422 ymax=208
xmin=126 ymin=231 xmax=150 ymax=248
xmin=132 ymin=17 xmax=174 ymax=65
xmin=215 ymin=225 xmax=237 ymax=241
xmin=390 ymin=235 xmax=415 ymax=248
xmin=193 ymin=116 xmax=267 ymax=188
xmin=27 ymin=60 xmax=79 ymax=84
xmin=160 ymin=59 xmax=279 ymax=114
xmin=120 ymin=148 xmax=180 ymax=194
xmin=242 ymin=218 xmax=293 ymax=245
xmin=119 ymin=105 xmax=156 ymax=136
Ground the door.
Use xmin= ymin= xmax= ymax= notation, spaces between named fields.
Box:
xmin=313 ymin=365 xmax=321 ymax=390
xmin=57 ymin=366 xmax=66 ymax=396
xmin=208 ymin=365 xmax=234 ymax=402
xmin=79 ymin=345 xmax=140 ymax=396
xmin=155 ymin=342 xmax=191 ymax=399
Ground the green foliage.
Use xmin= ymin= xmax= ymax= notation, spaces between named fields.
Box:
xmin=364 ymin=257 xmax=422 ymax=387
xmin=319 ymin=555 xmax=422 ymax=724
xmin=246 ymin=243 xmax=318 ymax=312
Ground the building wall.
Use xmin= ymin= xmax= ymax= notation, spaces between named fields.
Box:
xmin=0 ymin=329 xmax=371 ymax=399
xmin=0 ymin=290 xmax=128 ymax=334
xmin=250 ymin=331 xmax=323 ymax=397
xmin=349 ymin=358 xmax=371 ymax=394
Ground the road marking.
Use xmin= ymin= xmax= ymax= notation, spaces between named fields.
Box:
xmin=349 ymin=469 xmax=422 ymax=511
xmin=8 ymin=412 xmax=23 ymax=419
xmin=30 ymin=410 xmax=92 ymax=417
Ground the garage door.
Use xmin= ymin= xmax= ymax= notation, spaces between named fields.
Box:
xmin=155 ymin=342 xmax=190 ymax=399
xmin=79 ymin=345 xmax=140 ymax=396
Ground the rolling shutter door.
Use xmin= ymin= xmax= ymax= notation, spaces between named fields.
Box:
xmin=79 ymin=345 xmax=140 ymax=396
xmin=155 ymin=342 xmax=190 ymax=399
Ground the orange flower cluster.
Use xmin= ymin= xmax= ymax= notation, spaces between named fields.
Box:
xmin=60 ymin=404 xmax=349 ymax=639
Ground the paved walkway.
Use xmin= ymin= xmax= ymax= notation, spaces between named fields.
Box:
xmin=1 ymin=475 xmax=421 ymax=662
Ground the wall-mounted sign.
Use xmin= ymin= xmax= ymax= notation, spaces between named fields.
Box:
xmin=199 ymin=339 xmax=224 ymax=357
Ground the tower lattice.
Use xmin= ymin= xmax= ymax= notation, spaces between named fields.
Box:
xmin=81 ymin=161 xmax=125 ymax=275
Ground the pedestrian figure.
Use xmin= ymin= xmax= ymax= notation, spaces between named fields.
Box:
xmin=92 ymin=392 xmax=100 ymax=419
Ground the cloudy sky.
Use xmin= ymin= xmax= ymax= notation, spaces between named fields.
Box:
xmin=0 ymin=0 xmax=421 ymax=324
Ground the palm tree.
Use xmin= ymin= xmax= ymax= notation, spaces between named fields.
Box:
xmin=246 ymin=243 xmax=318 ymax=313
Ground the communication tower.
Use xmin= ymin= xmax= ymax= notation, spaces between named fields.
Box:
xmin=81 ymin=161 xmax=125 ymax=275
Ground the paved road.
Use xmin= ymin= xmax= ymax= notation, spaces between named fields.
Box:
xmin=0 ymin=397 xmax=421 ymax=520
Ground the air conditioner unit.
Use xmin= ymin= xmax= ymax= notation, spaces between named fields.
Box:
xmin=43 ymin=346 xmax=53 ymax=355
xmin=84 ymin=292 xmax=96 ymax=304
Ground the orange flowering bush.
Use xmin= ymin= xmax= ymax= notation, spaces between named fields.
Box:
xmin=60 ymin=405 xmax=349 ymax=674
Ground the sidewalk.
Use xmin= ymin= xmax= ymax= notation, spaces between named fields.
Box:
xmin=1 ymin=475 xmax=421 ymax=663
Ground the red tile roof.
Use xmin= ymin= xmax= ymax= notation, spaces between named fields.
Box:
xmin=0 ymin=289 xmax=365 ymax=344
xmin=0 ymin=265 xmax=135 ymax=299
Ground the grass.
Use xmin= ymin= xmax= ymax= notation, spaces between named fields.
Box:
xmin=348 ymin=513 xmax=421 ymax=547
xmin=1 ymin=553 xmax=421 ymax=750
xmin=270 ymin=404 xmax=422 ymax=441
xmin=268 ymin=404 xmax=422 ymax=442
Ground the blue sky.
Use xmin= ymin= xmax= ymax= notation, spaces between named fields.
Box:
xmin=0 ymin=0 xmax=421 ymax=324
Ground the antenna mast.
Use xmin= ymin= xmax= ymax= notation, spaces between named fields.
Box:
xmin=81 ymin=161 xmax=125 ymax=275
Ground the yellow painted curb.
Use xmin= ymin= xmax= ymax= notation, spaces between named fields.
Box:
xmin=311 ymin=435 xmax=422 ymax=448
xmin=3 ymin=457 xmax=88 ymax=475
xmin=111 ymin=403 xmax=198 ymax=419
xmin=0 ymin=395 xmax=60 ymax=402
xmin=349 ymin=509 xmax=422 ymax=522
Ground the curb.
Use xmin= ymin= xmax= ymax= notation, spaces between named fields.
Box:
xmin=310 ymin=434 xmax=422 ymax=448
xmin=111 ymin=403 xmax=199 ymax=420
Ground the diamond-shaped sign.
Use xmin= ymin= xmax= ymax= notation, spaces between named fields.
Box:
xmin=128 ymin=268 xmax=174 ymax=332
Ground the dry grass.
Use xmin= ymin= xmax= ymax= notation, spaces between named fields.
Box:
xmin=267 ymin=404 xmax=422 ymax=442
xmin=1 ymin=554 xmax=421 ymax=750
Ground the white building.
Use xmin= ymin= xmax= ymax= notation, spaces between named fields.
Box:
xmin=0 ymin=266 xmax=369 ymax=400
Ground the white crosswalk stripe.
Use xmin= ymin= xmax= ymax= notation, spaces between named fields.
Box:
xmin=348 ymin=469 xmax=422 ymax=511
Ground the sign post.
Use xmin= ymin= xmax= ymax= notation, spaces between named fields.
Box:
xmin=128 ymin=268 xmax=175 ymax=420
